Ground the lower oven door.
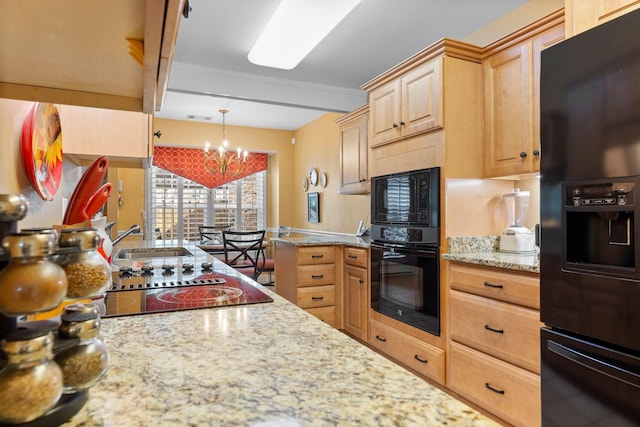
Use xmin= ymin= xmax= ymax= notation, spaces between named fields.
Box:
xmin=370 ymin=243 xmax=440 ymax=336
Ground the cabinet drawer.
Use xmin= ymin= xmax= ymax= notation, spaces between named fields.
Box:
xmin=369 ymin=319 xmax=445 ymax=385
xmin=344 ymin=246 xmax=368 ymax=268
xmin=449 ymin=263 xmax=539 ymax=309
xmin=297 ymin=285 xmax=335 ymax=309
xmin=297 ymin=246 xmax=336 ymax=265
xmin=297 ymin=264 xmax=335 ymax=287
xmin=450 ymin=290 xmax=541 ymax=373
xmin=449 ymin=342 xmax=540 ymax=427
xmin=306 ymin=306 xmax=336 ymax=327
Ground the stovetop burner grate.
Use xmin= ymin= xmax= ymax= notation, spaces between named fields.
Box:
xmin=107 ymin=278 xmax=226 ymax=292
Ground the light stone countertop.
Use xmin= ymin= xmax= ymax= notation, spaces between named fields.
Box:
xmin=271 ymin=234 xmax=371 ymax=248
xmin=442 ymin=236 xmax=539 ymax=274
xmin=61 ymin=243 xmax=500 ymax=427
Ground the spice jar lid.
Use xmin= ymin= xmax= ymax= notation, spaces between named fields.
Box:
xmin=59 ymin=309 xmax=101 ymax=339
xmin=58 ymin=227 xmax=100 ymax=250
xmin=1 ymin=329 xmax=54 ymax=355
xmin=0 ymin=194 xmax=28 ymax=222
xmin=1 ymin=232 xmax=56 ymax=258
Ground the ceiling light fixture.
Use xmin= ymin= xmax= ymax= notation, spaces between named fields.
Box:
xmin=248 ymin=0 xmax=363 ymax=70
xmin=204 ymin=110 xmax=248 ymax=177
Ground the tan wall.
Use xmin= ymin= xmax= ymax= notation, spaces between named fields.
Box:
xmin=292 ymin=113 xmax=370 ymax=233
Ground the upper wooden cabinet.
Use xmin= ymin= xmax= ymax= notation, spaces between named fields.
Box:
xmin=363 ymin=40 xmax=485 ymax=179
xmin=483 ymin=11 xmax=564 ymax=178
xmin=367 ymin=57 xmax=443 ymax=148
xmin=59 ymin=105 xmax=153 ymax=168
xmin=0 ymin=0 xmax=185 ymax=114
xmin=336 ymin=105 xmax=369 ymax=194
xmin=565 ymin=0 xmax=640 ymax=37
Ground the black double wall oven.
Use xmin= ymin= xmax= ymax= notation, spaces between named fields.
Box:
xmin=540 ymin=9 xmax=640 ymax=426
xmin=370 ymin=167 xmax=440 ymax=336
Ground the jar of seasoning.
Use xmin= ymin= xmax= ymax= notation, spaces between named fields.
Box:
xmin=0 ymin=329 xmax=64 ymax=424
xmin=55 ymin=304 xmax=109 ymax=393
xmin=0 ymin=232 xmax=67 ymax=315
xmin=56 ymin=228 xmax=111 ymax=299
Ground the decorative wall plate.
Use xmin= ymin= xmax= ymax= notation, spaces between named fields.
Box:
xmin=309 ymin=168 xmax=318 ymax=186
xmin=320 ymin=172 xmax=328 ymax=188
xmin=21 ymin=103 xmax=63 ymax=201
xmin=302 ymin=177 xmax=309 ymax=191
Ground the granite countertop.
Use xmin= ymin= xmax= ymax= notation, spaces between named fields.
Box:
xmin=442 ymin=236 xmax=539 ymax=274
xmin=62 ymin=242 xmax=498 ymax=426
xmin=271 ymin=234 xmax=370 ymax=248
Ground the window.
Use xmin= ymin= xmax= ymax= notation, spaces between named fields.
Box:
xmin=147 ymin=167 xmax=266 ymax=241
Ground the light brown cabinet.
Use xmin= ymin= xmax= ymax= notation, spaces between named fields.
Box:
xmin=363 ymin=39 xmax=485 ymax=179
xmin=275 ymin=244 xmax=339 ymax=328
xmin=447 ymin=262 xmax=541 ymax=427
xmin=59 ymin=105 xmax=153 ymax=168
xmin=565 ymin=0 xmax=640 ymax=37
xmin=369 ymin=318 xmax=445 ymax=385
xmin=343 ymin=247 xmax=369 ymax=341
xmin=368 ymin=57 xmax=443 ymax=148
xmin=483 ymin=13 xmax=564 ymax=178
xmin=336 ymin=105 xmax=369 ymax=194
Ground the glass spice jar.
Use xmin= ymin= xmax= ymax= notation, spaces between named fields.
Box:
xmin=56 ymin=228 xmax=111 ymax=299
xmin=0 ymin=329 xmax=64 ymax=424
xmin=0 ymin=232 xmax=68 ymax=315
xmin=55 ymin=304 xmax=109 ymax=393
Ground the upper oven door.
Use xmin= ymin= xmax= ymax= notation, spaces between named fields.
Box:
xmin=371 ymin=167 xmax=440 ymax=226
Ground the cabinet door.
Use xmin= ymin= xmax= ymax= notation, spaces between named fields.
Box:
xmin=566 ymin=0 xmax=640 ymax=36
xmin=344 ymin=264 xmax=368 ymax=340
xmin=339 ymin=111 xmax=368 ymax=194
xmin=401 ymin=57 xmax=443 ymax=138
xmin=484 ymin=42 xmax=533 ymax=177
xmin=532 ymin=24 xmax=565 ymax=167
xmin=369 ymin=79 xmax=402 ymax=147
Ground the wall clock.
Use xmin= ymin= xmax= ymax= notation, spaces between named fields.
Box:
xmin=309 ymin=168 xmax=318 ymax=186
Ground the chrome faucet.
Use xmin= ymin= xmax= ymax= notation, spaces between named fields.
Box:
xmin=111 ymin=224 xmax=141 ymax=246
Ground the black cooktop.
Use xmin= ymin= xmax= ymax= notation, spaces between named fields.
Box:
xmin=104 ymin=260 xmax=273 ymax=317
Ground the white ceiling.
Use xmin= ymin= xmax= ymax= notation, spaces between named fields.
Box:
xmin=154 ymin=0 xmax=535 ymax=130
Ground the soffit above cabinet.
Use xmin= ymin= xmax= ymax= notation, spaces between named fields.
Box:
xmin=0 ymin=0 xmax=184 ymax=114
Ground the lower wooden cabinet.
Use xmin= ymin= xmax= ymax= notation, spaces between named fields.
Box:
xmin=343 ymin=247 xmax=369 ymax=341
xmin=449 ymin=342 xmax=540 ymax=427
xmin=448 ymin=262 xmax=541 ymax=427
xmin=369 ymin=318 xmax=445 ymax=384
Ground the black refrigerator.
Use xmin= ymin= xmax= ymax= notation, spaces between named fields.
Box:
xmin=540 ymin=8 xmax=640 ymax=427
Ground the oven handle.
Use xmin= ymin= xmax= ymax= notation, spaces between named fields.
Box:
xmin=371 ymin=243 xmax=438 ymax=257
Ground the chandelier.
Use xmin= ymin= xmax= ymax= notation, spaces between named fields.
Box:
xmin=204 ymin=109 xmax=248 ymax=177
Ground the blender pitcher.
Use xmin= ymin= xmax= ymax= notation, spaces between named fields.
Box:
xmin=499 ymin=189 xmax=535 ymax=253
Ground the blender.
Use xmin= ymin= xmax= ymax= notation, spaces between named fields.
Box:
xmin=499 ymin=188 xmax=536 ymax=253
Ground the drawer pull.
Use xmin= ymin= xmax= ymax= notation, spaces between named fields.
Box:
xmin=375 ymin=335 xmax=387 ymax=342
xmin=483 ymin=281 xmax=503 ymax=289
xmin=359 ymin=279 xmax=364 ymax=284
xmin=414 ymin=355 xmax=428 ymax=364
xmin=311 ymin=254 xmax=324 ymax=259
xmin=485 ymin=382 xmax=505 ymax=395
xmin=311 ymin=274 xmax=324 ymax=279
xmin=484 ymin=324 xmax=504 ymax=334
xmin=348 ymin=254 xmax=358 ymax=259
xmin=311 ymin=296 xmax=324 ymax=301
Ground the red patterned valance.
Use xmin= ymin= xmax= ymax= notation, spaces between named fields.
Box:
xmin=153 ymin=146 xmax=268 ymax=188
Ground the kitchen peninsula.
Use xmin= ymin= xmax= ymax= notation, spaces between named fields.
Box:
xmin=62 ymin=244 xmax=498 ymax=426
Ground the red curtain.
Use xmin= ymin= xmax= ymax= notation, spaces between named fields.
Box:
xmin=153 ymin=146 xmax=268 ymax=188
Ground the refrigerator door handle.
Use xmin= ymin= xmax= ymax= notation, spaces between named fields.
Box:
xmin=548 ymin=340 xmax=640 ymax=389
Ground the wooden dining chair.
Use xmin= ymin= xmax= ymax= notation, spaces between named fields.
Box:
xmin=221 ymin=230 xmax=266 ymax=281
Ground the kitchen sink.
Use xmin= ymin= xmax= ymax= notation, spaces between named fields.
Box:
xmin=114 ymin=247 xmax=193 ymax=259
